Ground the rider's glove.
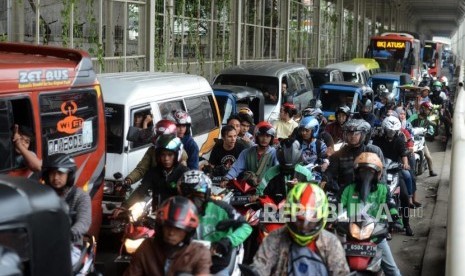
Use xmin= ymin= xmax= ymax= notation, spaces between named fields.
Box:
xmin=212 ymin=238 xmax=232 ymax=256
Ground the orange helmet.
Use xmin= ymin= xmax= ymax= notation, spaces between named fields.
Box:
xmin=354 ymin=152 xmax=383 ymax=179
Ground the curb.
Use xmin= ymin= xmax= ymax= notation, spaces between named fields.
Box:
xmin=420 ymin=140 xmax=450 ymax=276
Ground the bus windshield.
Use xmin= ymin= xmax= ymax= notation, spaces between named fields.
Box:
xmin=423 ymin=43 xmax=436 ymax=64
xmin=369 ymin=39 xmax=412 ymax=73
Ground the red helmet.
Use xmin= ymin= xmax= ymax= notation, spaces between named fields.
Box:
xmin=152 ymin=119 xmax=177 ymax=144
xmin=282 ymin=103 xmax=297 ymax=117
xmin=420 ymin=101 xmax=433 ymax=111
xmin=254 ymin=121 xmax=276 ymax=145
xmin=156 ymin=196 xmax=199 ymax=243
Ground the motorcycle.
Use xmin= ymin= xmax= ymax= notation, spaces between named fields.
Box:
xmin=110 ymin=192 xmax=155 ymax=263
xmin=337 ymin=213 xmax=389 ymax=274
xmin=412 ymin=127 xmax=428 ymax=175
xmin=385 ymin=158 xmax=402 ymax=210
xmin=73 ymin=234 xmax=100 ymax=276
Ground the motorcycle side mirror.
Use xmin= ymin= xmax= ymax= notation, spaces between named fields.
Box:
xmin=459 ymin=82 xmax=463 ymax=87
xmin=114 ymin=172 xmax=123 ymax=180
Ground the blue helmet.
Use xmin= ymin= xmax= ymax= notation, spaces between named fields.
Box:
xmin=299 ymin=116 xmax=319 ymax=138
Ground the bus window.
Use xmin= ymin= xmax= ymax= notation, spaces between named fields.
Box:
xmin=40 ymin=90 xmax=99 ymax=157
xmin=0 ymin=101 xmax=14 ymax=171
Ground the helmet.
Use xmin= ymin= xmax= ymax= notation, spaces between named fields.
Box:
xmin=42 ymin=153 xmax=77 ymax=188
xmin=376 ymin=84 xmax=387 ymax=94
xmin=440 ymin=76 xmax=448 ymax=85
xmin=156 ymin=196 xmax=199 ymax=241
xmin=432 ymin=81 xmax=442 ymax=92
xmin=238 ymin=107 xmax=254 ymax=117
xmin=419 ymin=101 xmax=433 ymax=115
xmin=238 ymin=107 xmax=254 ymax=125
xmin=335 ymin=105 xmax=351 ymax=117
xmin=152 ymin=119 xmax=177 ymax=144
xmin=301 ymin=107 xmax=323 ymax=118
xmin=359 ymin=98 xmax=373 ymax=114
xmin=179 ymin=170 xmax=212 ymax=199
xmin=420 ymin=86 xmax=430 ymax=93
xmin=354 ymin=152 xmax=383 ymax=178
xmin=277 ymin=139 xmax=302 ymax=172
xmin=381 ymin=115 xmax=401 ymax=139
xmin=343 ymin=119 xmax=371 ymax=146
xmin=282 ymin=103 xmax=297 ymax=117
xmin=379 ymin=89 xmax=394 ymax=103
xmin=285 ymin=183 xmax=328 ymax=246
xmin=254 ymin=121 xmax=276 ymax=145
xmin=299 ymin=116 xmax=319 ymax=138
xmin=169 ymin=110 xmax=192 ymax=125
xmin=308 ymin=99 xmax=322 ymax=109
xmin=154 ymin=134 xmax=183 ymax=162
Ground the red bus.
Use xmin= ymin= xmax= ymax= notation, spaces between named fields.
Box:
xmin=0 ymin=43 xmax=106 ymax=236
xmin=365 ymin=32 xmax=421 ymax=80
xmin=423 ymin=40 xmax=443 ymax=77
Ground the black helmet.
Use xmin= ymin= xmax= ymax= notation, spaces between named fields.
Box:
xmin=42 ymin=153 xmax=77 ymax=187
xmin=155 ymin=196 xmax=199 ymax=244
xmin=277 ymin=139 xmax=302 ymax=172
xmin=343 ymin=119 xmax=371 ymax=147
xmin=359 ymin=98 xmax=373 ymax=114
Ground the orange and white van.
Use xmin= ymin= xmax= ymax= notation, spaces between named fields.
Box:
xmin=0 ymin=42 xmax=106 ymax=236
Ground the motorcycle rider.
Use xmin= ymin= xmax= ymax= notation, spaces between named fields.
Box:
xmin=124 ymin=196 xmax=212 ymax=276
xmin=324 ymin=119 xmax=385 ymax=194
xmin=273 ymin=103 xmax=299 ymax=139
xmin=41 ymin=153 xmax=91 ymax=267
xmin=408 ymin=102 xmax=438 ymax=177
xmin=178 ymin=170 xmax=252 ymax=275
xmin=355 ymin=97 xmax=377 ymax=127
xmin=237 ymin=107 xmax=255 ymax=147
xmin=221 ymin=121 xmax=278 ymax=187
xmin=325 ymin=105 xmax=351 ymax=143
xmin=250 ymin=183 xmax=350 ymax=275
xmin=296 ymin=116 xmax=329 ymax=173
xmin=124 ymin=119 xmax=188 ymax=186
xmin=257 ymin=138 xmax=313 ymax=202
xmin=340 ymin=152 xmax=402 ymax=276
xmin=122 ymin=134 xmax=189 ymax=210
xmin=207 ymin=125 xmax=246 ymax=177
xmin=372 ymin=115 xmax=414 ymax=236
xmin=167 ymin=109 xmax=200 ymax=170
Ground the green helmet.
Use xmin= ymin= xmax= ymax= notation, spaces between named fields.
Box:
xmin=285 ymin=183 xmax=329 ymax=246
xmin=432 ymin=80 xmax=442 ymax=88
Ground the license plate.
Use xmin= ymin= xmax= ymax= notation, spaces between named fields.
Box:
xmin=230 ymin=196 xmax=250 ymax=205
xmin=344 ymin=243 xmax=377 ymax=257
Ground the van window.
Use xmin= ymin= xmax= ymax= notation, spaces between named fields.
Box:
xmin=130 ymin=107 xmax=152 ymax=149
xmin=40 ymin=90 xmax=99 ymax=157
xmin=105 ymin=103 xmax=124 ymax=154
xmin=288 ymin=71 xmax=312 ymax=95
xmin=320 ymin=89 xmax=356 ymax=112
xmin=214 ymin=74 xmax=279 ymax=105
xmin=215 ymin=96 xmax=234 ymax=125
xmin=185 ymin=95 xmax=218 ymax=136
xmin=159 ymin=101 xmax=184 ymax=119
xmin=342 ymin=72 xmax=358 ymax=83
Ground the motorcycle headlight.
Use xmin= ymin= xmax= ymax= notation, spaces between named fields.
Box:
xmin=129 ymin=202 xmax=146 ymax=222
xmin=349 ymin=222 xmax=375 ymax=240
xmin=125 ymin=238 xmax=145 ymax=254
xmin=103 ymin=181 xmax=115 ymax=195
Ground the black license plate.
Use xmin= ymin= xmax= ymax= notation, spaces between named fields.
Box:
xmin=344 ymin=243 xmax=377 ymax=257
xmin=230 ymin=196 xmax=250 ymax=205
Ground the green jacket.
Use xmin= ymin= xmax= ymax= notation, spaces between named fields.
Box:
xmin=340 ymin=183 xmax=398 ymax=219
xmin=198 ymin=200 xmax=252 ymax=247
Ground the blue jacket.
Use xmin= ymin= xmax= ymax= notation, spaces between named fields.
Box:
xmin=181 ymin=135 xmax=199 ymax=170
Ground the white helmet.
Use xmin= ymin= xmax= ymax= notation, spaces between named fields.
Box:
xmin=381 ymin=115 xmax=401 ymax=139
